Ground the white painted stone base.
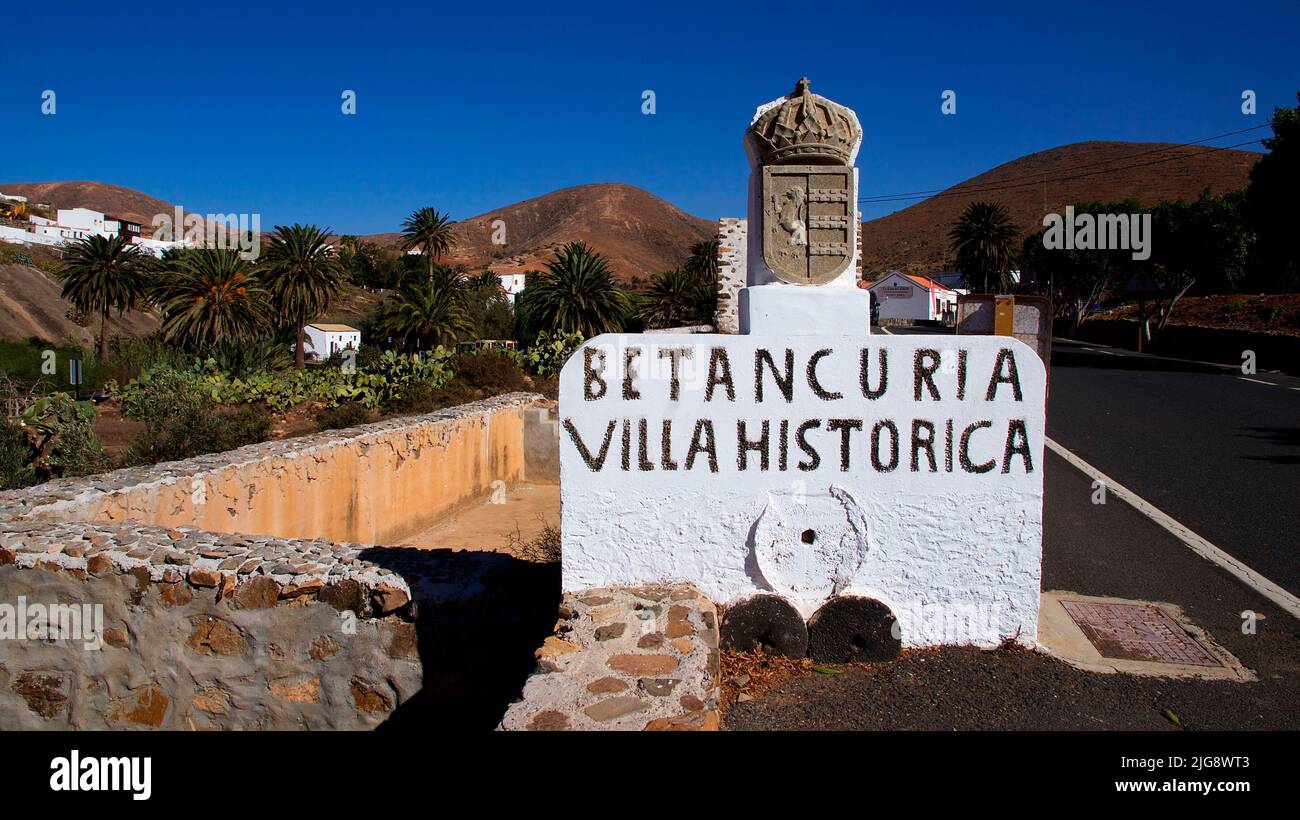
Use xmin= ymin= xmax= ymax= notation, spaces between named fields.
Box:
xmin=739 ymin=284 xmax=872 ymax=336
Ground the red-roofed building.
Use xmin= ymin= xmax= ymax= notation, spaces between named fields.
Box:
xmin=867 ymin=270 xmax=958 ymax=323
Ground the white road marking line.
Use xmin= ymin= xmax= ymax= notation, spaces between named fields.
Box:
xmin=1045 ymin=436 xmax=1300 ymax=622
xmin=1238 ymin=377 xmax=1274 ymax=386
xmin=878 ymin=326 xmax=894 ymax=335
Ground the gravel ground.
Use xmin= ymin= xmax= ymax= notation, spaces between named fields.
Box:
xmin=724 ymin=645 xmax=1300 ymax=731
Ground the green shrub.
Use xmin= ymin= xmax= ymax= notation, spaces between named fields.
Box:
xmin=317 ymin=402 xmax=377 ymax=431
xmin=120 ymin=348 xmax=458 ymax=411
xmin=380 ymin=350 xmax=528 ymax=415
xmin=452 ymin=349 xmax=528 ymax=394
xmin=521 ymin=331 xmax=583 ymax=378
xmin=0 ymin=420 xmax=39 ymax=490
xmin=381 ymin=377 xmax=470 ymax=415
xmin=124 ymin=368 xmax=272 ymax=464
xmin=212 ymin=405 xmax=275 ymax=451
xmin=8 ymin=392 xmax=108 ymax=481
xmin=102 ymin=337 xmax=191 ymax=390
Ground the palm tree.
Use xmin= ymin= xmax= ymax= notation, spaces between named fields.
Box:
xmin=376 ymin=270 xmax=472 ymax=350
xmin=399 ymin=207 xmax=456 ymax=280
xmin=949 ymin=201 xmax=1019 ymax=293
xmin=154 ymin=249 xmax=269 ymax=353
xmin=470 ymin=270 xmax=504 ymax=294
xmin=523 ymin=241 xmax=630 ymax=337
xmin=640 ymin=268 xmax=713 ymax=328
xmin=58 ymin=234 xmax=151 ymax=360
xmin=684 ymin=239 xmax=720 ymax=282
xmin=260 ymin=224 xmax=346 ymax=369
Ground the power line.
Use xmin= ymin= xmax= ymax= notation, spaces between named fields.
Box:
xmin=856 ymin=125 xmax=1270 ymax=206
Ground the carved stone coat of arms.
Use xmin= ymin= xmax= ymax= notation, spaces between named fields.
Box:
xmin=762 ymin=164 xmax=854 ymax=284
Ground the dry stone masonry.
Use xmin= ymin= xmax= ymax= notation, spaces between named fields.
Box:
xmin=500 ymin=583 xmax=721 ymax=731
xmin=715 ymin=217 xmax=747 ymax=334
xmin=0 ymin=394 xmax=552 ymax=729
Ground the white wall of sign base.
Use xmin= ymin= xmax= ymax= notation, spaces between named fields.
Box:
xmin=559 ymin=334 xmax=1047 ymax=647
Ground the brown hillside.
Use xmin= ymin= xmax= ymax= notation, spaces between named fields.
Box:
xmin=0 ymin=262 xmax=159 ymax=346
xmin=0 ymin=181 xmax=184 ymax=231
xmin=859 ymin=141 xmax=1261 ymax=277
xmin=367 ymin=183 xmax=715 ymax=284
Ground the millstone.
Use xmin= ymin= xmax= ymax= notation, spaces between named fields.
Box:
xmin=806 ymin=596 xmax=901 ymax=663
xmin=720 ymin=594 xmax=807 ymax=657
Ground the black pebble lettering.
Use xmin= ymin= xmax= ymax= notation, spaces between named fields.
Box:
xmin=985 ymin=348 xmax=1024 ymax=402
xmin=827 ymin=418 xmax=862 ymax=471
xmin=685 ymin=419 xmax=718 ymax=472
xmin=860 ymin=348 xmax=888 ymax=399
xmin=796 ymin=419 xmax=821 ymax=471
xmin=807 ymin=349 xmax=842 ymax=400
xmin=755 ymin=349 xmax=794 ymax=402
xmin=563 ymin=418 xmax=616 ymax=471
xmin=637 ymin=418 xmax=654 ymax=470
xmin=622 ymin=347 xmax=641 ymax=400
xmin=737 ymin=420 xmax=770 ymax=471
xmin=914 ymin=348 xmax=941 ymax=401
xmin=657 ymin=347 xmax=692 ymax=401
xmin=706 ymin=348 xmax=736 ymax=402
xmin=1002 ymin=419 xmax=1034 ymax=473
xmin=959 ymin=420 xmax=995 ymax=473
xmin=957 ymin=349 xmax=968 ymax=400
xmin=661 ymin=419 xmax=678 ymax=470
xmin=911 ymin=419 xmax=937 ymax=472
xmin=584 ymin=347 xmax=607 ymax=401
xmin=870 ymin=419 xmax=899 ymax=472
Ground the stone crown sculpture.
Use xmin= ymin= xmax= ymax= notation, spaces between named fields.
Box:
xmin=750 ymin=77 xmax=861 ymax=166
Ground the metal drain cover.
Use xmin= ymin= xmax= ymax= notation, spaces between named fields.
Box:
xmin=1059 ymin=600 xmax=1222 ymax=667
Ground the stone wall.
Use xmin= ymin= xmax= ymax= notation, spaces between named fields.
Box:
xmin=4 ymin=393 xmax=543 ymax=545
xmin=500 ymin=583 xmax=721 ymax=731
xmin=715 ymin=218 xmax=746 ymax=334
xmin=0 ymin=522 xmax=555 ymax=729
xmin=0 ymin=394 xmax=560 ymax=730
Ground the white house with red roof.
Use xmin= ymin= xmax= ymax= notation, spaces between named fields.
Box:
xmin=866 ymin=270 xmax=958 ymax=323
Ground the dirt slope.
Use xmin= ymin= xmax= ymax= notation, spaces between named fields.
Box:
xmin=0 ymin=262 xmax=159 ymax=346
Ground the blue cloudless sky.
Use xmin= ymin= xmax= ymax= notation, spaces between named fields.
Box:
xmin=2 ymin=0 xmax=1296 ymax=234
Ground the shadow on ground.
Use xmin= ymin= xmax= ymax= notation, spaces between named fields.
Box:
xmin=1050 ymin=348 xmax=1227 ymax=374
xmin=354 ymin=546 xmax=559 ymax=731
xmin=1235 ymin=427 xmax=1300 ymax=464
xmin=724 ymin=645 xmax=1300 ymax=731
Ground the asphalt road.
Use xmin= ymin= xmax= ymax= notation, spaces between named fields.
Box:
xmin=725 ymin=325 xmax=1300 ymax=730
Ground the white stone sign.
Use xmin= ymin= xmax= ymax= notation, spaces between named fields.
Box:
xmin=559 ymin=335 xmax=1046 ymax=647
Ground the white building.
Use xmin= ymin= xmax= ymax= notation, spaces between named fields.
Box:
xmin=0 ymin=204 xmax=189 ymax=256
xmin=303 ymin=323 xmax=361 ymax=361
xmin=0 ymin=224 xmax=66 ymax=249
xmin=498 ymin=272 xmax=525 ymax=303
xmin=0 ymin=192 xmax=28 ymax=203
xmin=134 ymin=236 xmax=195 ymax=257
xmin=868 ymin=271 xmax=958 ymax=323
xmin=56 ymin=208 xmax=116 ymax=236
